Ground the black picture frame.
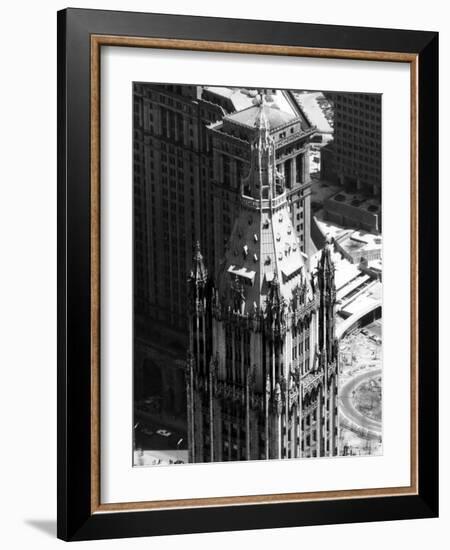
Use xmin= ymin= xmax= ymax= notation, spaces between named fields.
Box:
xmin=57 ymin=7 xmax=438 ymax=541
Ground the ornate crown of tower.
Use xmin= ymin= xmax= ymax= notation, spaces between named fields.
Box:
xmin=217 ymin=97 xmax=312 ymax=319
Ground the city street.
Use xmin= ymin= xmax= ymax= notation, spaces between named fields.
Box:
xmin=338 ymin=321 xmax=382 ymax=454
xmin=134 ymin=418 xmax=188 ymax=466
xmin=340 ymin=368 xmax=382 ymax=436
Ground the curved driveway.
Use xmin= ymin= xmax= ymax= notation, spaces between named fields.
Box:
xmin=339 ymin=368 xmax=382 ymax=436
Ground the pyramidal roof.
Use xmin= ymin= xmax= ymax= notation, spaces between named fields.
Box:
xmin=218 ymin=203 xmax=310 ymax=316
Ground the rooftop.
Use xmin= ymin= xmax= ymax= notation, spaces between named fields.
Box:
xmin=337 ymin=230 xmax=382 ymax=253
xmin=327 ymin=190 xmax=381 ymax=214
xmin=202 ymin=86 xmax=255 ymax=112
xmin=226 ymin=103 xmax=298 ymax=130
xmin=340 ymin=280 xmax=382 ymax=317
xmin=292 ymin=92 xmax=333 ymax=135
xmin=314 ymin=217 xmax=382 ymax=265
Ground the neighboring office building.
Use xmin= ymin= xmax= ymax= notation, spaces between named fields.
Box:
xmin=133 ymin=83 xmax=234 ymax=430
xmin=133 ymin=83 xmax=236 ymax=331
xmin=321 ymin=92 xmax=381 ymax=197
xmin=186 ymin=104 xmax=339 ymax=463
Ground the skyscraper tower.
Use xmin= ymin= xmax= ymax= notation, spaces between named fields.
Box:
xmin=186 ymin=99 xmax=339 ymax=463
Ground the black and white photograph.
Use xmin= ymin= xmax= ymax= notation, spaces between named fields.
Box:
xmin=132 ymin=84 xmax=382 ymax=466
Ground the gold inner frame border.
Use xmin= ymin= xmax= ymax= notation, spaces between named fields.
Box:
xmin=89 ymin=35 xmax=419 ymax=514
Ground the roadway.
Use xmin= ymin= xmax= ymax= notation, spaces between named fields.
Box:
xmin=339 ymin=368 xmax=382 ymax=436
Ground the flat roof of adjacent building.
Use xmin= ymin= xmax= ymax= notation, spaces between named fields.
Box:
xmin=338 ymin=230 xmax=382 ymax=254
xmin=226 ymin=103 xmax=298 ymax=130
xmin=203 ymin=86 xmax=255 ymax=112
xmin=292 ymin=91 xmax=333 ymax=134
xmin=327 ymin=190 xmax=381 ymax=214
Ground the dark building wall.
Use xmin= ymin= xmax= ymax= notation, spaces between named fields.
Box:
xmin=133 ymin=83 xmax=226 ymax=331
xmin=133 ymin=84 xmax=224 ymax=436
xmin=323 ymin=92 xmax=381 ymax=197
xmin=323 ymin=196 xmax=381 ymax=233
xmin=134 ymin=335 xmax=187 ymax=431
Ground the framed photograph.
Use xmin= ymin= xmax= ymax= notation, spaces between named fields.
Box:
xmin=57 ymin=8 xmax=438 ymax=541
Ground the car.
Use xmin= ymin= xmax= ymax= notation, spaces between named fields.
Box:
xmin=156 ymin=429 xmax=172 ymax=437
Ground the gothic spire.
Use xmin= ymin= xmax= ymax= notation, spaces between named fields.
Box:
xmin=319 ymin=234 xmax=335 ymax=274
xmin=242 ymin=100 xmax=283 ymax=202
xmin=191 ymin=241 xmax=208 ymax=281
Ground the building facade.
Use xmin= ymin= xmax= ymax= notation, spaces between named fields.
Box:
xmin=186 ymin=101 xmax=339 ymax=462
xmin=133 ymin=83 xmax=229 ymax=330
xmin=322 ymin=92 xmax=381 ymax=197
